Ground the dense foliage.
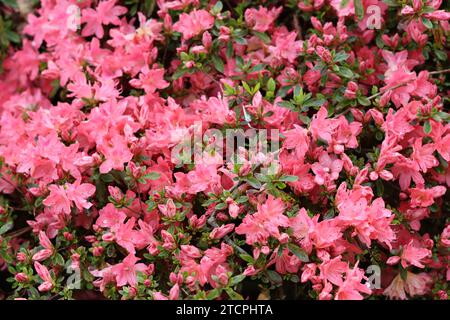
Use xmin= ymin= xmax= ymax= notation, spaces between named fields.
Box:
xmin=0 ymin=0 xmax=449 ymax=300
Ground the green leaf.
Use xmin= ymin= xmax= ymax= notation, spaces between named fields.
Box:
xmin=357 ymin=96 xmax=371 ymax=106
xmin=336 ymin=66 xmax=354 ymax=79
xmin=334 ymin=51 xmax=349 ymax=63
xmin=239 ymin=253 xmax=254 ymax=263
xmin=215 ymin=202 xmax=227 ymax=210
xmin=229 ymin=274 xmax=246 ymax=286
xmin=0 ymin=0 xmax=18 ymax=9
xmin=354 ymin=0 xmax=364 ymax=21
xmin=245 ymin=176 xmax=262 ymax=189
xmin=5 ymin=30 xmax=20 ymax=44
xmin=172 ymin=68 xmax=187 ymax=80
xmin=226 ymin=41 xmax=234 ymax=58
xmin=207 ymin=288 xmax=222 ymax=300
xmin=266 ymin=270 xmax=283 ymax=284
xmin=267 ymin=78 xmax=276 ymax=92
xmin=421 ymin=18 xmax=433 ymax=29
xmin=382 ymin=0 xmax=399 ymax=6
xmin=277 ymin=101 xmax=296 ymax=110
xmin=276 ymin=85 xmax=293 ymax=98
xmin=0 ymin=221 xmax=13 ymax=235
xmin=225 ymin=288 xmax=244 ymax=300
xmin=234 ymin=36 xmax=247 ymax=45
xmin=253 ymin=31 xmax=271 ymax=44
xmin=423 ymin=120 xmax=432 ymax=134
xmin=211 ymin=55 xmax=224 ymax=73
xmin=303 ymin=98 xmax=326 ymax=108
xmin=434 ymin=49 xmax=447 ymax=61
xmin=287 ymin=243 xmax=309 ymax=262
xmin=211 ymin=1 xmax=223 ymax=14
xmin=340 ymin=0 xmax=350 ymax=8
xmin=278 ymin=175 xmax=298 ymax=182
xmin=250 ymin=63 xmax=265 ymax=73
xmin=55 ymin=253 xmax=65 ymax=266
xmin=143 ymin=171 xmax=161 ymax=180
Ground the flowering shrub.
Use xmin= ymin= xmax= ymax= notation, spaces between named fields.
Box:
xmin=0 ymin=0 xmax=449 ymax=300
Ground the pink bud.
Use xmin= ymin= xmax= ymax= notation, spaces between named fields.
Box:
xmin=102 ymin=233 xmax=115 ymax=242
xmin=202 ymin=31 xmax=212 ymax=49
xmin=144 ymin=279 xmax=152 ymax=287
xmin=16 ymin=252 xmax=27 ymax=262
xmin=93 ymin=246 xmax=104 ymax=257
xmin=108 ymin=186 xmax=124 ymax=202
xmin=169 ymin=284 xmax=180 ymax=300
xmin=63 ymin=232 xmax=74 ymax=241
xmin=437 ymin=290 xmax=448 ymax=300
xmin=15 ymin=273 xmax=29 ymax=283
xmin=386 ymin=256 xmax=400 ymax=265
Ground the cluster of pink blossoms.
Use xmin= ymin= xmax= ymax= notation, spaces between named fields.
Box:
xmin=0 ymin=0 xmax=449 ymax=300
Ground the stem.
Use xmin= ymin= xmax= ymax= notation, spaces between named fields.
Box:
xmin=429 ymin=68 xmax=450 ymax=75
xmin=4 ymin=226 xmax=31 ymax=238
xmin=293 ymin=15 xmax=302 ymax=40
xmin=368 ymin=82 xmax=410 ymax=100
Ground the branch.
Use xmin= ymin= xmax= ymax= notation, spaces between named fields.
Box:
xmin=4 ymin=226 xmax=31 ymax=238
xmin=429 ymin=68 xmax=450 ymax=75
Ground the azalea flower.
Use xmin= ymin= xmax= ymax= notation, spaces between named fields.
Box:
xmin=32 ymin=231 xmax=54 ymax=262
xmin=34 ymin=262 xmax=54 ymax=292
xmin=244 ymin=6 xmax=282 ymax=32
xmin=235 ymin=195 xmax=289 ymax=245
xmin=173 ymin=10 xmax=214 ymax=40
xmin=81 ymin=0 xmax=127 ymax=38
xmin=110 ymin=254 xmax=147 ymax=287
xmin=43 ymin=180 xmax=96 ymax=215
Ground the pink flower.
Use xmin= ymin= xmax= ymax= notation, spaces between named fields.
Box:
xmin=384 ymin=272 xmax=432 ymax=299
xmin=315 ymin=46 xmax=332 ymax=64
xmin=411 ymin=139 xmax=438 ymax=173
xmin=330 ymin=0 xmax=354 ymax=17
xmin=311 ymin=151 xmax=343 ymax=187
xmin=283 ymin=125 xmax=310 ymax=161
xmin=32 ymin=231 xmax=54 ymax=262
xmin=34 ymin=261 xmax=53 ymax=292
xmin=430 ymin=121 xmax=450 ymax=161
xmin=319 ymin=256 xmax=348 ymax=286
xmin=268 ymin=31 xmax=303 ymax=65
xmin=173 ymin=10 xmax=214 ymax=40
xmin=244 ymin=6 xmax=282 ymax=32
xmin=110 ymin=254 xmax=147 ymax=287
xmin=81 ymin=0 xmax=127 ymax=38
xmin=98 ymin=135 xmax=133 ymax=174
xmin=43 ymin=180 xmax=96 ymax=215
xmin=235 ymin=195 xmax=289 ymax=245
xmin=268 ymin=247 xmax=302 ymax=274
xmin=158 ymin=199 xmax=177 ymax=218
xmin=129 ymin=67 xmax=169 ymax=94
xmin=115 ymin=218 xmax=138 ymax=254
xmin=391 ymin=158 xmax=424 ymax=190
xmin=401 ymin=241 xmax=431 ymax=268
xmin=383 ymin=274 xmax=407 ymax=300
xmin=96 ymin=203 xmax=127 ymax=229
xmin=310 ymin=107 xmax=339 ymax=144
xmin=15 ymin=273 xmax=29 ymax=283
xmin=335 ymin=262 xmax=371 ymax=300
xmin=210 ymin=224 xmax=235 ymax=240
xmin=410 ymin=186 xmax=446 ymax=208
xmin=344 ymin=81 xmax=358 ymax=99
xmin=310 ymin=218 xmax=343 ymax=249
